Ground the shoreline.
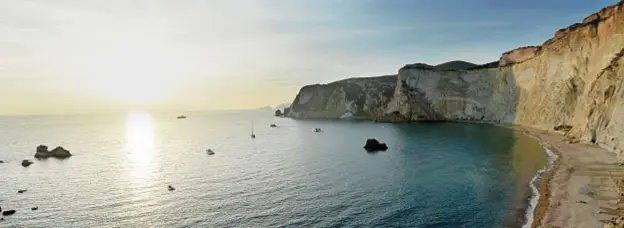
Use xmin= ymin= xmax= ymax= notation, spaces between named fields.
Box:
xmin=522 ymin=141 xmax=558 ymax=228
xmin=517 ymin=127 xmax=621 ymax=228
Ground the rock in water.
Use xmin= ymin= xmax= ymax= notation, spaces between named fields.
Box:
xmin=34 ymin=145 xmax=50 ymax=158
xmin=36 ymin=145 xmax=48 ymax=153
xmin=21 ymin=160 xmax=33 ymax=167
xmin=168 ymin=185 xmax=175 ymax=191
xmin=36 ymin=145 xmax=72 ymax=158
xmin=50 ymin=146 xmax=72 ymax=158
xmin=2 ymin=210 xmax=15 ymax=216
xmin=363 ymin=139 xmax=388 ymax=152
xmin=270 ymin=124 xmax=277 ymax=127
xmin=274 ymin=109 xmax=282 ymax=117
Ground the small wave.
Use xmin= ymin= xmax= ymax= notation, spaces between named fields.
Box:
xmin=522 ymin=144 xmax=558 ymax=228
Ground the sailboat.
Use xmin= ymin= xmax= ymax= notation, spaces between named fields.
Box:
xmin=251 ymin=120 xmax=256 ymax=139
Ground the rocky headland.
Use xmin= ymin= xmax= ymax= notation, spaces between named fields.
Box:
xmin=287 ymin=1 xmax=624 ymax=227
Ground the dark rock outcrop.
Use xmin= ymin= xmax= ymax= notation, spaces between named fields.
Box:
xmin=2 ymin=210 xmax=15 ymax=216
xmin=21 ymin=160 xmax=33 ymax=167
xmin=35 ymin=145 xmax=72 ymax=159
xmin=554 ymin=125 xmax=574 ymax=132
xmin=274 ymin=109 xmax=282 ymax=117
xmin=364 ymin=139 xmax=388 ymax=152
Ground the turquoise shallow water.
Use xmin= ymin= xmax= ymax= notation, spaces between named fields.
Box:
xmin=0 ymin=110 xmax=546 ymax=227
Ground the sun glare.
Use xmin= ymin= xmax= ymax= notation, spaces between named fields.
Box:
xmin=81 ymin=38 xmax=179 ymax=106
xmin=124 ymin=111 xmax=160 ymax=184
xmin=125 ymin=111 xmax=156 ymax=155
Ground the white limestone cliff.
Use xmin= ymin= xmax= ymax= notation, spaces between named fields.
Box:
xmin=288 ymin=1 xmax=624 ymax=155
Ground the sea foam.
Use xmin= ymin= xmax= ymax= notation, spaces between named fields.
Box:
xmin=522 ymin=143 xmax=558 ymax=228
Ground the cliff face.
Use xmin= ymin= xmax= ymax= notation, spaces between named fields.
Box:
xmin=288 ymin=75 xmax=397 ymax=119
xmin=288 ymin=1 xmax=624 ymax=153
xmin=388 ymin=1 xmax=624 ymax=153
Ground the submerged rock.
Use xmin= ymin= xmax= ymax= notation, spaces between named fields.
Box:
xmin=364 ymin=139 xmax=388 ymax=152
xmin=21 ymin=160 xmax=33 ymax=167
xmin=2 ymin=210 xmax=15 ymax=216
xmin=35 ymin=145 xmax=72 ymax=158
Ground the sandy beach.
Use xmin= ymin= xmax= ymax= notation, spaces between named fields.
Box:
xmin=519 ymin=127 xmax=623 ymax=228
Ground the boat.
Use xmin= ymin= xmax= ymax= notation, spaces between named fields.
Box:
xmin=313 ymin=128 xmax=322 ymax=132
xmin=206 ymin=149 xmax=215 ymax=155
xmin=176 ymin=114 xmax=187 ymax=119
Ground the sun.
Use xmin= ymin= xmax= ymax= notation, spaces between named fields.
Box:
xmin=125 ymin=110 xmax=156 ymax=154
xmin=80 ymin=39 xmax=178 ymax=106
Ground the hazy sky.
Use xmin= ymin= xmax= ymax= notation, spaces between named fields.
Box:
xmin=0 ymin=0 xmax=616 ymax=115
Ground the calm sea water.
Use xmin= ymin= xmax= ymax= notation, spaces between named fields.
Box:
xmin=0 ymin=110 xmax=546 ymax=228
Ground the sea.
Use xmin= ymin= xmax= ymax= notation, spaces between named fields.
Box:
xmin=0 ymin=109 xmax=548 ymax=228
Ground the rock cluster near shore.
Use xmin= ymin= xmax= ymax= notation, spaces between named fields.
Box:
xmin=287 ymin=1 xmax=624 ymax=157
xmin=34 ymin=145 xmax=72 ymax=158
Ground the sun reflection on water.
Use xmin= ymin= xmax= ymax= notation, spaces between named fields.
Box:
xmin=125 ymin=111 xmax=159 ymax=183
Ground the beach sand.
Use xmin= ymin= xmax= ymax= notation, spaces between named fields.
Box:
xmin=519 ymin=127 xmax=623 ymax=228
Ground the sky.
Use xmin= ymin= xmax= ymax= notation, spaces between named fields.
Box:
xmin=0 ymin=0 xmax=617 ymax=115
